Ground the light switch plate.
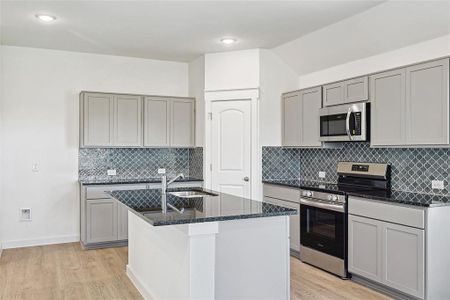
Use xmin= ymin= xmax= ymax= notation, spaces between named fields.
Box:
xmin=158 ymin=168 xmax=166 ymax=174
xmin=32 ymin=163 xmax=39 ymax=173
xmin=432 ymin=180 xmax=445 ymax=190
xmin=319 ymin=171 xmax=326 ymax=178
xmin=107 ymin=169 xmax=117 ymax=176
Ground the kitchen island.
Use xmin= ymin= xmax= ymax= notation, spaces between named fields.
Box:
xmin=108 ymin=188 xmax=297 ymax=300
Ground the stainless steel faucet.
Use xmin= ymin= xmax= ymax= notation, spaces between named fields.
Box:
xmin=161 ymin=173 xmax=185 ymax=194
xmin=161 ymin=173 xmax=185 ymax=213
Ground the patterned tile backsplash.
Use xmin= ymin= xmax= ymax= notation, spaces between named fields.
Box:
xmin=79 ymin=147 xmax=203 ymax=181
xmin=262 ymin=143 xmax=449 ymax=196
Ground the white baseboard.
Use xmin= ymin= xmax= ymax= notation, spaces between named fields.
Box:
xmin=126 ymin=265 xmax=154 ymax=300
xmin=2 ymin=234 xmax=80 ymax=249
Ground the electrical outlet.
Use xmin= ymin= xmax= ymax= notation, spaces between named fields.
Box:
xmin=319 ymin=171 xmax=326 ymax=179
xmin=20 ymin=208 xmax=32 ymax=221
xmin=432 ymin=180 xmax=445 ymax=190
xmin=158 ymin=168 xmax=166 ymax=174
xmin=107 ymin=169 xmax=117 ymax=176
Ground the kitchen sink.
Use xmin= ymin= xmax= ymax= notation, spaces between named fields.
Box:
xmin=169 ymin=190 xmax=218 ymax=198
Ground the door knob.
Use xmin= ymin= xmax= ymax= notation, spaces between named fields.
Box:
xmin=243 ymin=177 xmax=249 ymax=182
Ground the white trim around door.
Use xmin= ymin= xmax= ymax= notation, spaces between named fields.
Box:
xmin=204 ymin=89 xmax=261 ymax=201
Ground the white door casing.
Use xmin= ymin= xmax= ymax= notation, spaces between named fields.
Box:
xmin=204 ymin=89 xmax=260 ymax=201
xmin=211 ymin=100 xmax=251 ymax=199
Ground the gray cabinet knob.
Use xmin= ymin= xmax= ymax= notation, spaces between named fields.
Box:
xmin=243 ymin=177 xmax=249 ymax=182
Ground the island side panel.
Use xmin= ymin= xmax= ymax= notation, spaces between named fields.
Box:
xmin=127 ymin=212 xmax=191 ymax=300
xmin=215 ymin=215 xmax=290 ymax=300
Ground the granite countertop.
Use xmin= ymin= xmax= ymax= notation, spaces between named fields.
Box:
xmin=107 ymin=187 xmax=297 ymax=226
xmin=79 ymin=177 xmax=203 ymax=185
xmin=263 ymin=179 xmax=450 ymax=208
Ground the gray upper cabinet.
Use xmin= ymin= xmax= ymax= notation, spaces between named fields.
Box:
xmin=323 ymin=76 xmax=368 ymax=107
xmin=80 ymin=92 xmax=196 ymax=148
xmin=282 ymin=92 xmax=301 ymax=146
xmin=370 ymin=69 xmax=406 ymax=146
xmin=323 ymin=81 xmax=345 ymax=107
xmin=370 ymin=58 xmax=449 ymax=147
xmin=171 ymin=98 xmax=195 ymax=147
xmin=82 ymin=93 xmax=114 ymax=147
xmin=282 ymin=88 xmax=322 ymax=147
xmin=144 ymin=97 xmax=170 ymax=147
xmin=344 ymin=76 xmax=369 ymax=103
xmin=300 ymin=87 xmax=322 ymax=147
xmin=406 ymin=59 xmax=449 ymax=145
xmin=114 ymin=95 xmax=142 ymax=147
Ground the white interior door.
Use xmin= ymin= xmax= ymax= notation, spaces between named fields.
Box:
xmin=211 ymin=100 xmax=251 ymax=199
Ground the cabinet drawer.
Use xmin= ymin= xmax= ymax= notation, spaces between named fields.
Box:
xmin=349 ymin=196 xmax=425 ymax=229
xmin=263 ymin=184 xmax=300 ymax=203
xmin=85 ymin=184 xmax=147 ymax=199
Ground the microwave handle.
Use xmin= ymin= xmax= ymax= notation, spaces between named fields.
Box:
xmin=346 ymin=106 xmax=353 ymax=141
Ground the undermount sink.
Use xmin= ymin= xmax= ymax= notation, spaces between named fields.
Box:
xmin=169 ymin=190 xmax=218 ymax=198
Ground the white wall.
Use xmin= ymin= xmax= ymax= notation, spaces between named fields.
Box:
xmin=0 ymin=46 xmax=188 ymax=248
xmin=188 ymin=56 xmax=205 ymax=147
xmin=298 ymin=34 xmax=450 ymax=89
xmin=204 ymin=49 xmax=260 ymax=91
xmin=274 ymin=1 xmax=450 ymax=76
xmin=259 ymin=49 xmax=298 ymax=146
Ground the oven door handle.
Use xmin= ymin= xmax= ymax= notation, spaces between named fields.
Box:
xmin=346 ymin=106 xmax=353 ymax=141
xmin=300 ymin=198 xmax=345 ymax=213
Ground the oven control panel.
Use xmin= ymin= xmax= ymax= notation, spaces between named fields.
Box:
xmin=351 ymin=164 xmax=369 ymax=172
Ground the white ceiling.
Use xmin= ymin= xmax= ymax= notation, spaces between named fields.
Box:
xmin=274 ymin=1 xmax=450 ymax=75
xmin=0 ymin=1 xmax=383 ymax=62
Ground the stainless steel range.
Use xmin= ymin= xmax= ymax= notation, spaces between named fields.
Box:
xmin=299 ymin=161 xmax=390 ymax=279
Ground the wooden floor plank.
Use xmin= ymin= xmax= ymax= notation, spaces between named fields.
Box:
xmin=0 ymin=243 xmax=390 ymax=300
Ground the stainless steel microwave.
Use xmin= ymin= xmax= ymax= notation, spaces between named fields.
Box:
xmin=319 ymin=102 xmax=369 ymax=142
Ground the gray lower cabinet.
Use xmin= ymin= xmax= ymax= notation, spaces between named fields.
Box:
xmin=80 ymin=181 xmax=203 ymax=249
xmin=86 ymin=199 xmax=118 ymax=244
xmin=282 ymin=87 xmax=322 ymax=147
xmin=348 ymin=215 xmax=382 ymax=282
xmin=382 ymin=222 xmax=424 ymax=299
xmin=323 ymin=76 xmax=368 ymax=107
xmin=348 ymin=197 xmax=426 ymax=299
xmin=263 ymin=184 xmax=300 ymax=254
xmin=264 ymin=196 xmax=300 ymax=253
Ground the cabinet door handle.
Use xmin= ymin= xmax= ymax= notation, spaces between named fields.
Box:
xmin=243 ymin=177 xmax=249 ymax=182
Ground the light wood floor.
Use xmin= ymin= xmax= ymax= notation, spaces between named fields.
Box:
xmin=0 ymin=243 xmax=391 ymax=300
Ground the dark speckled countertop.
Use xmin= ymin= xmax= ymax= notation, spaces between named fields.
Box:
xmin=263 ymin=179 xmax=450 ymax=208
xmin=107 ymin=187 xmax=297 ymax=226
xmin=79 ymin=177 xmax=203 ymax=185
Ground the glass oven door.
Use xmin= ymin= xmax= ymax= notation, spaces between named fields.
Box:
xmin=300 ymin=202 xmax=346 ymax=259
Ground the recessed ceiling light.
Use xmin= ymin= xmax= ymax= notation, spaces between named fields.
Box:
xmin=220 ymin=38 xmax=237 ymax=45
xmin=35 ymin=14 xmax=56 ymax=22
